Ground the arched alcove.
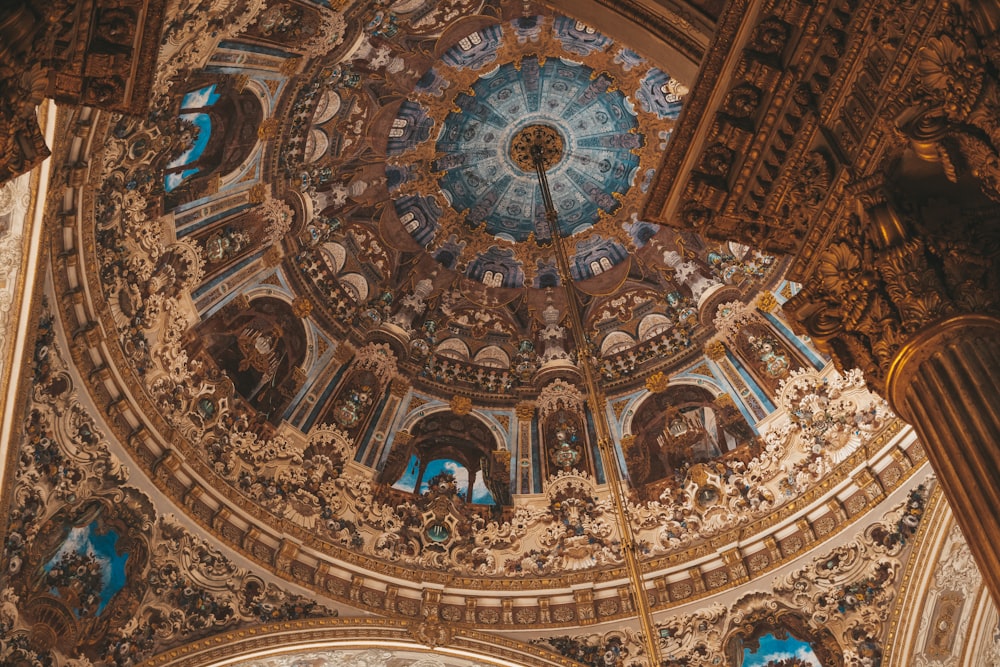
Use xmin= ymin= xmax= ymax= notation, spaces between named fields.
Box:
xmin=626 ymin=383 xmax=756 ymax=498
xmin=161 ymin=80 xmax=264 ymax=210
xmin=381 ymin=411 xmax=507 ymax=506
xmin=193 ymin=296 xmax=308 ymax=425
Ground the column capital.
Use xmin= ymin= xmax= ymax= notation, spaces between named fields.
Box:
xmin=514 ymin=401 xmax=535 ymax=421
xmin=389 ymin=376 xmax=411 ymax=397
xmin=784 ymin=191 xmax=1000 ymax=397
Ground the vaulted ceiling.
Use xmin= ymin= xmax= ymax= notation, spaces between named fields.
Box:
xmin=0 ymin=0 xmax=995 ymax=666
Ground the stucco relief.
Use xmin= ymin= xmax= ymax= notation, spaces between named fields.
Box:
xmin=912 ymin=524 xmax=988 ymax=667
xmin=0 ymin=300 xmax=331 ymax=666
xmin=0 ymin=172 xmax=31 ymax=383
xmin=538 ymin=481 xmax=931 ymax=667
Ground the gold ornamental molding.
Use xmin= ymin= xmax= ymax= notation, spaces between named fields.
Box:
xmin=642 ymin=0 xmax=948 ymax=271
xmin=137 ymin=617 xmax=583 ymax=667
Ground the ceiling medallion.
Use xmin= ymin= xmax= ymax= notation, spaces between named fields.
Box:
xmin=509 ymin=124 xmax=564 ymax=172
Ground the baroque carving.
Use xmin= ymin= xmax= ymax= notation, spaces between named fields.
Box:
xmin=1 ymin=300 xmax=331 ymax=666
xmin=581 ymin=482 xmax=927 ymax=667
xmin=0 ymin=0 xmax=167 ymax=182
xmin=784 ymin=188 xmax=1000 ymax=395
xmin=537 ymin=379 xmax=585 ymax=418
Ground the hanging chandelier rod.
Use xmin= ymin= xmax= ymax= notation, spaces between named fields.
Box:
xmin=531 ymin=144 xmax=662 ymax=667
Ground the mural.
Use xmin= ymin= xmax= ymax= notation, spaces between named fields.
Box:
xmin=386 ymin=15 xmax=680 ymax=287
xmin=740 ymin=634 xmax=821 ymax=667
xmin=42 ymin=521 xmax=129 ymax=618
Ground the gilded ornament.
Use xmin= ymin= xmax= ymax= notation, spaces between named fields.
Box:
xmin=645 ymin=371 xmax=669 ymax=393
xmin=389 ymin=377 xmax=411 ymax=396
xmin=279 ymin=57 xmax=302 ymax=75
xmin=917 ymin=35 xmax=983 ymax=118
xmin=704 ymin=340 xmax=726 ymax=360
xmin=510 ymin=124 xmax=564 ymax=171
xmin=450 ymin=394 xmax=472 ymax=415
xmin=333 ymin=342 xmax=355 ymax=363
xmin=248 ymin=183 xmax=268 ymax=204
xmin=292 ymin=297 xmax=313 ymax=318
xmin=755 ymin=291 xmax=778 ymax=313
xmin=257 ymin=117 xmax=279 ymax=139
xmin=816 ymin=242 xmax=865 ymax=296
xmin=263 ymin=244 xmax=284 ymax=267
xmin=515 ymin=402 xmax=536 ymax=421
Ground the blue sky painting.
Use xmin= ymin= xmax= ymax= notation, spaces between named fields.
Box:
xmin=43 ymin=520 xmax=129 ymax=616
xmin=392 ymin=455 xmax=495 ymax=504
xmin=742 ymin=633 xmax=820 ymax=666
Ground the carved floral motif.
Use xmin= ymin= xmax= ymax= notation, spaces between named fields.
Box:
xmin=0 ymin=301 xmax=331 ymax=666
xmin=541 ymin=482 xmax=930 ymax=667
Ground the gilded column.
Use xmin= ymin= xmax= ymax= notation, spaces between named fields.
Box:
xmin=780 ymin=8 xmax=1000 ymax=604
xmin=786 ymin=188 xmax=1000 ymax=601
xmin=885 ymin=316 xmax=1000 ymax=594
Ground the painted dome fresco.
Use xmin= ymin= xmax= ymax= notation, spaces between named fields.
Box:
xmin=4 ymin=0 xmax=941 ymax=663
xmin=384 ymin=15 xmax=685 ymax=287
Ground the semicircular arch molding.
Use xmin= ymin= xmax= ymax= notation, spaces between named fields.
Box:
xmin=143 ymin=617 xmax=583 ymax=667
xmin=398 ymin=404 xmax=504 ymax=447
xmin=622 ymin=377 xmax=726 ymax=436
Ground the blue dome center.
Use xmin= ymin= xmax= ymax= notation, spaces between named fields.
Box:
xmin=433 ymin=56 xmax=643 ymax=244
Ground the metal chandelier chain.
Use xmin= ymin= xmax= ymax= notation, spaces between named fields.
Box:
xmin=531 ymin=146 xmax=662 ymax=667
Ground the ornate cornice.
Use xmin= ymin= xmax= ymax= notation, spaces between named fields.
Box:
xmin=642 ymin=0 xmax=948 ymax=267
xmin=642 ymin=0 xmax=751 ymax=219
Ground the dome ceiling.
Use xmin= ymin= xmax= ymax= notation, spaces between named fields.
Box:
xmin=23 ymin=0 xmax=928 ymax=647
xmin=382 ymin=15 xmax=685 ymax=288
xmin=279 ymin=9 xmax=778 ymax=400
xmin=2 ymin=0 xmax=992 ymax=663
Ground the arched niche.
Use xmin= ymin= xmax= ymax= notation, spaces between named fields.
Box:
xmin=191 ymin=295 xmax=307 ymax=425
xmin=600 ymin=330 xmax=637 ymax=356
xmin=160 ymin=79 xmax=264 ymax=211
xmin=732 ymin=319 xmax=810 ymax=396
xmin=321 ymin=368 xmax=380 ymax=439
xmin=436 ymin=337 xmax=471 ymax=361
xmin=541 ymin=407 xmax=593 ymax=480
xmin=339 ymin=271 xmax=370 ymax=302
xmin=379 ymin=411 xmax=508 ymax=506
xmin=722 ymin=608 xmax=843 ymax=667
xmin=473 ymin=345 xmax=510 ymax=369
xmin=625 ymin=383 xmax=756 ymax=498
xmin=638 ymin=312 xmax=673 ymax=341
